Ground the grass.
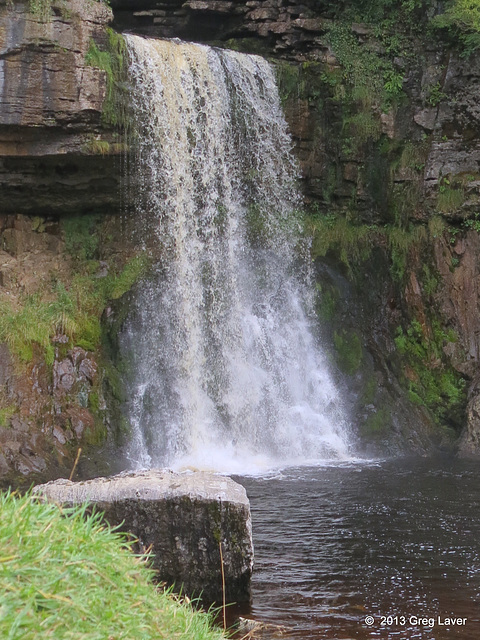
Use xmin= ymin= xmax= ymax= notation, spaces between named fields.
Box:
xmin=436 ymin=186 xmax=465 ymax=213
xmin=0 ymin=405 xmax=16 ymax=428
xmin=0 ymin=215 xmax=150 ymax=365
xmin=306 ymin=210 xmax=429 ymax=282
xmin=85 ymin=29 xmax=128 ymax=128
xmin=0 ymin=491 xmax=227 ymax=640
xmin=306 ymin=214 xmax=375 ymax=270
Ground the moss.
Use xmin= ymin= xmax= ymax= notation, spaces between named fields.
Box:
xmin=387 ymin=224 xmax=427 ymax=281
xmin=361 ymin=407 xmax=391 ymax=437
xmin=106 ymin=255 xmax=150 ymax=300
xmin=315 ymin=283 xmax=339 ymax=322
xmin=326 ymin=21 xmax=405 ymax=111
xmin=398 ymin=139 xmax=429 ymax=172
xmin=394 ymin=318 xmax=466 ymax=428
xmin=0 ymin=406 xmax=16 ymax=428
xmin=275 ymin=60 xmax=326 ymax=107
xmin=307 ymin=213 xmax=375 ymax=271
xmin=28 ymin=0 xmax=52 ymax=20
xmin=306 ymin=211 xmax=427 ymax=283
xmin=428 ymin=215 xmax=446 ymax=238
xmin=343 ymin=111 xmax=382 ymax=155
xmin=84 ymin=139 xmax=111 ymax=155
xmin=222 ymin=37 xmax=271 ymax=56
xmin=0 ymin=216 xmax=150 ymax=370
xmin=62 ymin=214 xmax=101 ymax=262
xmin=333 ymin=329 xmax=363 ymax=375
xmin=361 ymin=376 xmax=378 ymax=405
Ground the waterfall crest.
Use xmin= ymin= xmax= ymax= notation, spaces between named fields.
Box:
xmin=122 ymin=35 xmax=350 ymax=473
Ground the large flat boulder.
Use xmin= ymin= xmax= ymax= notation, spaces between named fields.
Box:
xmin=34 ymin=469 xmax=253 ymax=603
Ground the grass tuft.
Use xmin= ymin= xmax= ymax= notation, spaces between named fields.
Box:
xmin=0 ymin=491 xmax=227 ymax=640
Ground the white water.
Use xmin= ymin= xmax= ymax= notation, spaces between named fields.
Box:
xmin=122 ymin=35 xmax=350 ymax=473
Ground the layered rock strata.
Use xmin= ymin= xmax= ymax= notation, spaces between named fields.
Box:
xmin=0 ymin=0 xmax=121 ymax=214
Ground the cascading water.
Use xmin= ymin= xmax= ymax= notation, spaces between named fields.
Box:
xmin=121 ymin=35 xmax=350 ymax=473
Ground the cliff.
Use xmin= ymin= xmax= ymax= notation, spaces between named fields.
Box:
xmin=1 ymin=0 xmax=480 ymax=483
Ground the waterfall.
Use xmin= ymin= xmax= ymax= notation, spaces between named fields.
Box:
xmin=121 ymin=35 xmax=350 ymax=473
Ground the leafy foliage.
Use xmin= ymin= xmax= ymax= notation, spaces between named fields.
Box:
xmin=431 ymin=0 xmax=480 ymax=56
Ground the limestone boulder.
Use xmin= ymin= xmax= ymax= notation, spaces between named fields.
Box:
xmin=34 ymin=469 xmax=254 ymax=604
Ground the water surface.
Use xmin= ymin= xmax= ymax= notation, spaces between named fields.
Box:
xmin=236 ymin=458 xmax=480 ymax=639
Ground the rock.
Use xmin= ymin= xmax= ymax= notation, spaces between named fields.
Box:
xmin=34 ymin=469 xmax=254 ymax=604
xmin=459 ymin=376 xmax=480 ymax=457
xmin=54 ymin=359 xmax=75 ymax=392
xmin=237 ymin=617 xmax=289 ymax=638
xmin=0 ymin=0 xmax=122 ymax=216
xmin=413 ymin=107 xmax=437 ymax=131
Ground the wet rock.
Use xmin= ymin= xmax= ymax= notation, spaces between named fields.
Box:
xmin=237 ymin=617 xmax=289 ymax=638
xmin=0 ymin=344 xmax=12 ymax=387
xmin=0 ymin=452 xmax=9 ymax=475
xmin=34 ymin=469 xmax=254 ymax=604
xmin=458 ymin=377 xmax=480 ymax=457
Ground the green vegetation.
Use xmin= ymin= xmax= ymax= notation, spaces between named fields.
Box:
xmin=0 ymin=405 xmax=16 ymax=428
xmin=315 ymin=282 xmax=339 ymax=322
xmin=387 ymin=224 xmax=427 ymax=281
xmin=28 ymin=0 xmax=52 ymax=20
xmin=431 ymin=0 xmax=480 ymax=57
xmin=306 ymin=213 xmax=375 ymax=271
xmin=85 ymin=29 xmax=128 ymax=127
xmin=362 ymin=407 xmax=391 ymax=437
xmin=28 ymin=0 xmax=109 ymax=21
xmin=0 ymin=216 xmax=149 ymax=367
xmin=425 ymin=81 xmax=447 ymax=106
xmin=0 ymin=491 xmax=226 ymax=640
xmin=333 ymin=329 xmax=363 ymax=375
xmin=84 ymin=139 xmax=111 ymax=155
xmin=326 ymin=22 xmax=405 ymax=111
xmin=331 ymin=0 xmax=428 ymax=26
xmin=437 ymin=186 xmax=465 ymax=212
xmin=62 ymin=214 xmax=100 ymax=262
xmin=306 ymin=210 xmax=427 ymax=282
xmin=394 ymin=318 xmax=466 ymax=427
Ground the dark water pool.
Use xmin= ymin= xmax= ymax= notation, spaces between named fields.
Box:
xmin=234 ymin=458 xmax=480 ymax=639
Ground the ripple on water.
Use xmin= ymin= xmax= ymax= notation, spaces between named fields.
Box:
xmin=235 ymin=458 xmax=480 ymax=639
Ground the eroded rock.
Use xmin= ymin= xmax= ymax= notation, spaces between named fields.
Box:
xmin=34 ymin=469 xmax=254 ymax=604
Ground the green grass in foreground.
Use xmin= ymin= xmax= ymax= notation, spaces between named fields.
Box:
xmin=0 ymin=492 xmax=227 ymax=640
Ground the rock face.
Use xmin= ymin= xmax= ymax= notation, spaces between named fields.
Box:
xmin=0 ymin=0 xmax=121 ymax=215
xmin=2 ymin=0 xmax=480 ymax=474
xmin=34 ymin=469 xmax=254 ymax=604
